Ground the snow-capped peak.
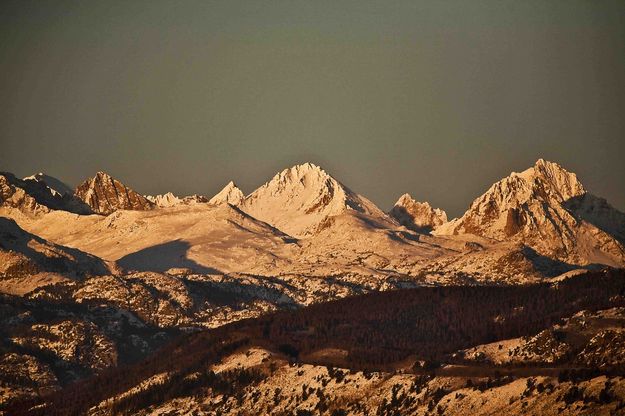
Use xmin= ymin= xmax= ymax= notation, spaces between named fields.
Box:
xmin=240 ymin=163 xmax=385 ymax=238
xmin=209 ymin=181 xmax=245 ymax=206
xmin=435 ymin=159 xmax=625 ymax=266
xmin=389 ymin=193 xmax=447 ymax=232
xmin=260 ymin=163 xmax=335 ymax=195
xmin=458 ymin=159 xmax=586 ymax=223
xmin=511 ymin=159 xmax=586 ymax=203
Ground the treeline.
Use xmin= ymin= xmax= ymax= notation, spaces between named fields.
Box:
xmin=7 ymin=268 xmax=625 ymax=415
xmin=110 ymin=366 xmax=265 ymax=415
xmin=252 ymin=268 xmax=625 ymax=367
xmin=9 ymin=334 xmax=252 ymax=416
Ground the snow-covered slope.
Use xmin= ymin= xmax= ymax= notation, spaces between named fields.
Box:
xmin=74 ymin=171 xmax=155 ymax=215
xmin=1 ymin=159 xmax=623 ymax=295
xmin=208 ymin=181 xmax=245 ymax=206
xmin=4 ymin=160 xmax=622 ymax=288
xmin=241 ymin=163 xmax=388 ymax=238
xmin=3 ymin=203 xmax=296 ymax=275
xmin=417 ymin=239 xmax=583 ymax=285
xmin=435 ymin=159 xmax=625 ymax=267
xmin=296 ymin=211 xmax=450 ymax=278
xmin=4 ymin=202 xmax=443 ymax=281
xmin=389 ymin=193 xmax=447 ymax=232
xmin=0 ymin=217 xmax=108 ymax=285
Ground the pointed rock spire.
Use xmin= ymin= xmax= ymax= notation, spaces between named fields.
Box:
xmin=209 ymin=181 xmax=245 ymax=206
xmin=74 ymin=171 xmax=155 ymax=215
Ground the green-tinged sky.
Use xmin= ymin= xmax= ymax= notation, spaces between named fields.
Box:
xmin=1 ymin=1 xmax=624 ymax=217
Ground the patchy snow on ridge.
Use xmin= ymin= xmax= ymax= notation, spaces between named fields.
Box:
xmin=23 ymin=172 xmax=74 ymax=197
xmin=1 ymin=172 xmax=90 ymax=215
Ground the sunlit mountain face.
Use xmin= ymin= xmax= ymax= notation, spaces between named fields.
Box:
xmin=2 ymin=159 xmax=625 ymax=415
xmin=2 ymin=1 xmax=625 ymax=414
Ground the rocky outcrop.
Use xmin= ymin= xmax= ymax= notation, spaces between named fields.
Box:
xmin=146 ymin=192 xmax=208 ymax=208
xmin=209 ymin=181 xmax=245 ymax=206
xmin=74 ymin=171 xmax=155 ymax=215
xmin=389 ymin=193 xmax=447 ymax=233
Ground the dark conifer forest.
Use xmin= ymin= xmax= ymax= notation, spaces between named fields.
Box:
xmin=8 ymin=268 xmax=625 ymax=415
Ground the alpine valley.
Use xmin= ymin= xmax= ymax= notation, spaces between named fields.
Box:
xmin=1 ymin=160 xmax=625 ymax=415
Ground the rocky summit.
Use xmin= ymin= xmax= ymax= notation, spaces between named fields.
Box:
xmin=74 ymin=171 xmax=155 ymax=215
xmin=208 ymin=181 xmax=245 ymax=206
xmin=390 ymin=193 xmax=447 ymax=232
xmin=435 ymin=159 xmax=625 ymax=266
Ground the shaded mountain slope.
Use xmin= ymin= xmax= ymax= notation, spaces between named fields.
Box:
xmin=0 ymin=172 xmax=90 ymax=215
xmin=0 ymin=217 xmax=109 ymax=282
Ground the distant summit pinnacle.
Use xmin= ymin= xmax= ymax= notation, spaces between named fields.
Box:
xmin=390 ymin=193 xmax=447 ymax=233
xmin=75 ymin=171 xmax=155 ymax=215
xmin=209 ymin=181 xmax=245 ymax=206
xmin=145 ymin=192 xmax=182 ymax=207
xmin=146 ymin=192 xmax=209 ymax=207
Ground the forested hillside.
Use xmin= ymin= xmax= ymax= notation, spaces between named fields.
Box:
xmin=8 ymin=268 xmax=625 ymax=415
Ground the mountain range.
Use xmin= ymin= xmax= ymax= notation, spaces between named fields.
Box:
xmin=1 ymin=159 xmax=625 ymax=414
xmin=2 ymin=159 xmax=623 ymax=276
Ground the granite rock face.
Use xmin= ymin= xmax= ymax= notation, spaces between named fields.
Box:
xmin=390 ymin=193 xmax=447 ymax=233
xmin=435 ymin=159 xmax=625 ymax=266
xmin=74 ymin=171 xmax=155 ymax=215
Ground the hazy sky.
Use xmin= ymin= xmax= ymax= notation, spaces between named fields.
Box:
xmin=1 ymin=1 xmax=624 ymax=217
